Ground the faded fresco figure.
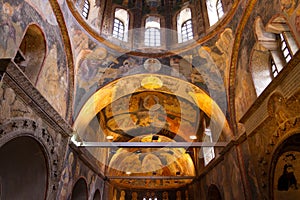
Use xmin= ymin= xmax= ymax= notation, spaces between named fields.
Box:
xmin=278 ymin=154 xmax=298 ymax=191
xmin=0 ymin=2 xmax=17 ymax=56
xmin=120 ymin=190 xmax=126 ymax=200
xmin=176 ymin=191 xmax=182 ymax=200
xmin=131 ymin=192 xmax=138 ymax=200
xmin=275 ymin=151 xmax=300 ymax=200
xmin=267 ymin=93 xmax=296 ymax=130
xmin=59 ymin=152 xmax=74 ymax=199
xmin=162 ymin=191 xmax=169 ymax=200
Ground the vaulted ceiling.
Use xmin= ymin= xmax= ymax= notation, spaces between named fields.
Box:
xmin=68 ymin=0 xmax=236 ymax=189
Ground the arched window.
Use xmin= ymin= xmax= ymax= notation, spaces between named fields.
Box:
xmin=145 ymin=16 xmax=161 ymax=47
xmin=113 ymin=18 xmax=125 ymax=40
xmin=252 ymin=16 xmax=299 ymax=96
xmin=82 ymin=0 xmax=90 ymax=19
xmin=206 ymin=0 xmax=224 ymax=26
xmin=113 ymin=8 xmax=129 ymax=42
xmin=181 ymin=20 xmax=193 ymax=42
xmin=177 ymin=8 xmax=193 ymax=43
xmin=145 ymin=28 xmax=160 ymax=46
xmin=269 ymin=32 xmax=294 ymax=78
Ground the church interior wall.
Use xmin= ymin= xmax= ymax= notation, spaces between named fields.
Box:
xmin=0 ymin=82 xmax=70 ymax=199
xmin=1 ymin=0 xmax=300 ymax=199
xmin=0 ymin=0 xmax=69 ymax=118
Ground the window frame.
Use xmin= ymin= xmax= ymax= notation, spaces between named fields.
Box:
xmin=82 ymin=0 xmax=90 ymax=19
xmin=279 ymin=32 xmax=292 ymax=64
xmin=216 ymin=0 xmax=224 ymax=19
xmin=144 ymin=16 xmax=161 ymax=47
xmin=270 ymin=57 xmax=279 ymax=78
xmin=144 ymin=27 xmax=161 ymax=47
xmin=112 ymin=8 xmax=130 ymax=42
xmin=181 ymin=19 xmax=193 ymax=43
xmin=112 ymin=18 xmax=125 ymax=41
xmin=206 ymin=0 xmax=225 ymax=26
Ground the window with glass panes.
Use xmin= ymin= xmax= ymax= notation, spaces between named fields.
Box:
xmin=181 ymin=19 xmax=193 ymax=42
xmin=279 ymin=33 xmax=292 ymax=63
xmin=206 ymin=0 xmax=224 ymax=26
xmin=145 ymin=27 xmax=161 ymax=47
xmin=82 ymin=0 xmax=90 ymax=19
xmin=113 ymin=18 xmax=125 ymax=41
xmin=270 ymin=58 xmax=279 ymax=78
xmin=216 ymin=0 xmax=224 ymax=18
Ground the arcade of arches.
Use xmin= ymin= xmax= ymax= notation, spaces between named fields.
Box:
xmin=1 ymin=0 xmax=300 ymax=199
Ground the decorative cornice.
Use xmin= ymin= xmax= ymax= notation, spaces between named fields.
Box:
xmin=3 ymin=60 xmax=73 ymax=137
xmin=240 ymin=50 xmax=300 ymax=124
xmin=69 ymin=143 xmax=107 ymax=179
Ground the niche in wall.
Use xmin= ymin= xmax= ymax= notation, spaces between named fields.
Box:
xmin=71 ymin=178 xmax=88 ymax=200
xmin=14 ymin=24 xmax=46 ymax=85
xmin=207 ymin=184 xmax=222 ymax=200
xmin=93 ymin=189 xmax=101 ymax=200
xmin=272 ymin=134 xmax=300 ymax=200
xmin=0 ymin=136 xmax=48 ymax=200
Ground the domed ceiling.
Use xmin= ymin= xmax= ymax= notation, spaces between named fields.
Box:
xmin=100 ymin=91 xmax=201 ymax=142
xmin=69 ymin=0 xmax=236 ymax=190
xmin=74 ymin=74 xmax=232 ymax=189
xmin=108 ymin=135 xmax=195 ymax=189
xmin=67 ymin=0 xmax=238 ymax=54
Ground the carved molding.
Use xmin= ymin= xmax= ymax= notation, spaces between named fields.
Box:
xmin=252 ymin=90 xmax=300 ymax=199
xmin=3 ymin=61 xmax=73 ymax=137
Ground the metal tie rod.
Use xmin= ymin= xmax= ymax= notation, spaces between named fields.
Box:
xmin=107 ymin=176 xmax=195 ymax=180
xmin=78 ymin=142 xmax=228 ymax=148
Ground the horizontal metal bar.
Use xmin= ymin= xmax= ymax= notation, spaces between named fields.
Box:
xmin=78 ymin=142 xmax=228 ymax=148
xmin=107 ymin=176 xmax=195 ymax=180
